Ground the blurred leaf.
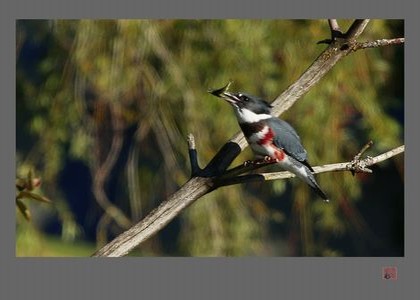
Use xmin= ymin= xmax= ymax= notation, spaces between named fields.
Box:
xmin=16 ymin=199 xmax=31 ymax=221
xmin=15 ymin=178 xmax=27 ymax=191
xmin=17 ymin=190 xmax=51 ymax=204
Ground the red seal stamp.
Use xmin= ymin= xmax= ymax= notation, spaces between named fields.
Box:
xmin=382 ymin=266 xmax=397 ymax=280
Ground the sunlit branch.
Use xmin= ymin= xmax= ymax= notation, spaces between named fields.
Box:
xmin=216 ymin=145 xmax=404 ymax=187
xmin=92 ymin=20 xmax=404 ymax=257
xmin=352 ymin=38 xmax=405 ymax=51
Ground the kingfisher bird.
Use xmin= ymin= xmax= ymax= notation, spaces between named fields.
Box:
xmin=210 ymin=85 xmax=329 ymax=201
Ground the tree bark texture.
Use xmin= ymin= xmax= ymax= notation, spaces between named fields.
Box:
xmin=93 ymin=176 xmax=212 ymax=257
xmin=92 ymin=20 xmax=404 ymax=257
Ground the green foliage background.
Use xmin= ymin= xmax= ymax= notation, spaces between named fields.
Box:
xmin=16 ymin=20 xmax=404 ymax=256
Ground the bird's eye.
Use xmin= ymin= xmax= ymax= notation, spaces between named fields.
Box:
xmin=237 ymin=93 xmax=249 ymax=102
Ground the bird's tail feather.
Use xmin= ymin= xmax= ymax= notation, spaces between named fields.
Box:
xmin=305 ymin=169 xmax=329 ymax=202
xmin=309 ymin=181 xmax=329 ymax=202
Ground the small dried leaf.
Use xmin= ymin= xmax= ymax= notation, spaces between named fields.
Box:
xmin=18 ymin=191 xmax=51 ymax=203
xmin=16 ymin=199 xmax=31 ymax=221
xmin=32 ymin=178 xmax=42 ymax=188
xmin=16 ymin=178 xmax=27 ymax=191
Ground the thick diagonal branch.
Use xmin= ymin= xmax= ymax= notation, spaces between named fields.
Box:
xmin=92 ymin=19 xmax=404 ymax=257
xmin=92 ymin=176 xmax=212 ymax=257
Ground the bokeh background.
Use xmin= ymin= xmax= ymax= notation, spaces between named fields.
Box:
xmin=16 ymin=19 xmax=404 ymax=257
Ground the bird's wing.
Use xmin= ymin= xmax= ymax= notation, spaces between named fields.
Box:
xmin=267 ymin=118 xmax=312 ymax=168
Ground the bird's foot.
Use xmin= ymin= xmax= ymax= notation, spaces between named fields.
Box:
xmin=263 ymin=156 xmax=278 ymax=163
xmin=243 ymin=156 xmax=277 ymax=167
xmin=243 ymin=160 xmax=253 ymax=167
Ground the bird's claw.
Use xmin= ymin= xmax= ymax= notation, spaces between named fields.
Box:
xmin=263 ymin=156 xmax=278 ymax=163
xmin=243 ymin=160 xmax=253 ymax=167
xmin=243 ymin=156 xmax=277 ymax=167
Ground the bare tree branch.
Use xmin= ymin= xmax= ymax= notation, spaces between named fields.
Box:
xmin=354 ymin=140 xmax=374 ymax=161
xmin=319 ymin=19 xmax=368 ymax=44
xmin=345 ymin=19 xmax=370 ymax=39
xmin=187 ymin=133 xmax=201 ymax=176
xmin=328 ymin=19 xmax=341 ymax=32
xmin=352 ymin=38 xmax=405 ymax=51
xmin=349 ymin=140 xmax=374 ymax=174
xmin=215 ymin=144 xmax=404 ymax=187
xmin=93 ymin=142 xmax=404 ymax=257
xmin=92 ymin=176 xmax=213 ymax=257
xmin=250 ymin=145 xmax=404 ymax=182
xmin=328 ymin=19 xmax=344 ymax=40
xmin=92 ymin=19 xmax=404 ymax=257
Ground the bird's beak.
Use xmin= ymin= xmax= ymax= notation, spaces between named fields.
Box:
xmin=208 ymin=82 xmax=239 ymax=105
xmin=213 ymin=91 xmax=240 ymax=105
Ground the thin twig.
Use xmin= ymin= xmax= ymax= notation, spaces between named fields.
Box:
xmin=328 ymin=19 xmax=344 ymax=39
xmin=216 ymin=145 xmax=404 ymax=186
xmin=352 ymin=38 xmax=405 ymax=51
xmin=328 ymin=19 xmax=341 ymax=32
xmin=318 ymin=19 xmax=344 ymax=44
xmin=354 ymin=140 xmax=373 ymax=161
xmin=187 ymin=133 xmax=196 ymax=150
xmin=348 ymin=140 xmax=374 ymax=174
xmin=187 ymin=134 xmax=201 ymax=176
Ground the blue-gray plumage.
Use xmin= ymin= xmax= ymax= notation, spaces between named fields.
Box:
xmin=267 ymin=118 xmax=313 ymax=170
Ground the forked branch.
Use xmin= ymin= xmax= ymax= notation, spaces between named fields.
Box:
xmin=92 ymin=19 xmax=404 ymax=257
xmin=214 ymin=143 xmax=404 ymax=187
